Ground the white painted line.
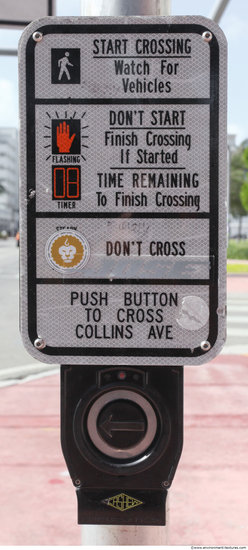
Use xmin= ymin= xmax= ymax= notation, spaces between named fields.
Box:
xmin=0 ymin=363 xmax=59 ymax=379
xmin=226 ymin=328 xmax=248 ymax=336
xmin=0 ymin=363 xmax=59 ymax=387
xmin=227 ymin=306 xmax=248 ymax=312
xmin=227 ymin=316 xmax=248 ymax=323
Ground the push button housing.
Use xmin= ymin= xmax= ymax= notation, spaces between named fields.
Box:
xmin=87 ymin=390 xmax=157 ymax=459
xmin=61 ymin=365 xmax=183 ymax=525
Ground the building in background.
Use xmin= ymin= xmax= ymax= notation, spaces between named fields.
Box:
xmin=0 ymin=128 xmax=19 ymax=235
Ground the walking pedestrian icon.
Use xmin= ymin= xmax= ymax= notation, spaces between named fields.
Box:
xmin=51 ymin=49 xmax=80 ymax=84
xmin=58 ymin=52 xmax=73 ymax=81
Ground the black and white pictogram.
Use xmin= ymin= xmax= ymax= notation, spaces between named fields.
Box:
xmin=51 ymin=49 xmax=80 ymax=84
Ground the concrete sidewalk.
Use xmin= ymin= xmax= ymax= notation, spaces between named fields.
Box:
xmin=0 ymin=355 xmax=247 ymax=546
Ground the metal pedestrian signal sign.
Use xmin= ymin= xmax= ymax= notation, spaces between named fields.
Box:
xmin=18 ymin=16 xmax=227 ymax=366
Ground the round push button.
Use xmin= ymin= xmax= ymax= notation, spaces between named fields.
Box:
xmin=87 ymin=389 xmax=157 ymax=460
xmin=97 ymin=400 xmax=147 ymax=450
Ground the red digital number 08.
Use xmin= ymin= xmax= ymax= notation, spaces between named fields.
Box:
xmin=53 ymin=167 xmax=80 ymax=199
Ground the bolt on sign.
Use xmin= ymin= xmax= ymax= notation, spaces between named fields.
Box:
xmin=18 ymin=16 xmax=227 ymax=366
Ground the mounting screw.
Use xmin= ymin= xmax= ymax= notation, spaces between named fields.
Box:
xmin=75 ymin=479 xmax=81 ymax=486
xmin=34 ymin=338 xmax=46 ymax=350
xmin=162 ymin=481 xmax=170 ymax=488
xmin=32 ymin=31 xmax=43 ymax=42
xmin=202 ymin=31 xmax=212 ymax=42
xmin=201 ymin=340 xmax=211 ymax=352
xmin=29 ymin=189 xmax=36 ymax=199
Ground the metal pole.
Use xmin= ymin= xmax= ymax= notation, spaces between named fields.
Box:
xmin=208 ymin=0 xmax=230 ymax=23
xmin=80 ymin=0 xmax=171 ymax=544
xmin=0 ymin=50 xmax=17 ymax=56
xmin=81 ymin=0 xmax=171 ymax=16
xmin=81 ymin=493 xmax=170 ymax=545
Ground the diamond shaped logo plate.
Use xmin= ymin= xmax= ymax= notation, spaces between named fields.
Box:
xmin=102 ymin=493 xmax=143 ymax=512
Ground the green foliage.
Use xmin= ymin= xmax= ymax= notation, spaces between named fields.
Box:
xmin=242 ymin=147 xmax=248 ymax=168
xmin=230 ymin=149 xmax=247 ymax=218
xmin=240 ymin=181 xmax=248 ymax=213
xmin=227 ymin=264 xmax=248 ymax=273
xmin=227 ymin=239 xmax=248 ymax=259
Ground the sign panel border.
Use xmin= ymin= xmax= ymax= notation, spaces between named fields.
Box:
xmin=19 ymin=16 xmax=227 ymax=365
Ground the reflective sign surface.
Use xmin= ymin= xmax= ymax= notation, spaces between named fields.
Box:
xmin=18 ymin=16 xmax=227 ymax=365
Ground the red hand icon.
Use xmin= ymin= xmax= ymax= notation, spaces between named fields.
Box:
xmin=56 ymin=121 xmax=76 ymax=153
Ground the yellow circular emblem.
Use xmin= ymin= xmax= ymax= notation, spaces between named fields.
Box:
xmin=45 ymin=231 xmax=90 ymax=274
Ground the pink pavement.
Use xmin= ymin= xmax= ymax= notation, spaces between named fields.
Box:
xmin=227 ymin=274 xmax=248 ymax=293
xmin=170 ymin=353 xmax=248 ymax=545
xmin=0 ymin=374 xmax=80 ymax=546
xmin=0 ymin=276 xmax=247 ymax=545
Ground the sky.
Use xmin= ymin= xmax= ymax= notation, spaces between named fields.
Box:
xmin=0 ymin=0 xmax=247 ymax=147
